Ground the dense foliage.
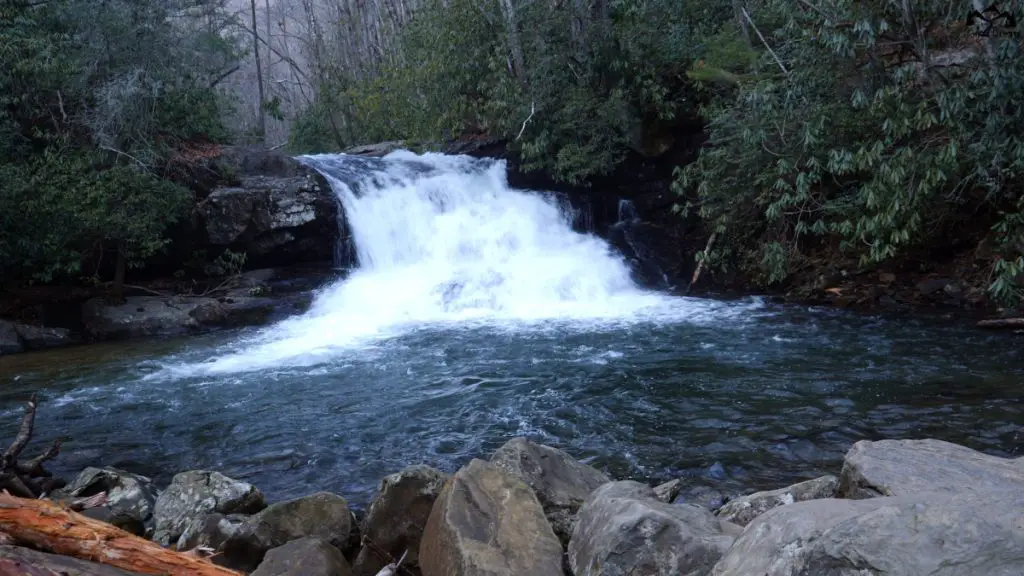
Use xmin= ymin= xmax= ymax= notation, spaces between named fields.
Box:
xmin=0 ymin=0 xmax=239 ymax=286
xmin=680 ymin=0 xmax=1024 ymax=304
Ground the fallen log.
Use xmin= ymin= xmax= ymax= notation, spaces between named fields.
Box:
xmin=0 ymin=494 xmax=241 ymax=576
xmin=977 ymin=317 xmax=1024 ymax=329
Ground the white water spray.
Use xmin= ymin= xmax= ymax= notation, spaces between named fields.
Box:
xmin=178 ymin=151 xmax=756 ymax=374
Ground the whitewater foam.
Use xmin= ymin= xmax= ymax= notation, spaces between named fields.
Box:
xmin=160 ymin=151 xmax=766 ymax=376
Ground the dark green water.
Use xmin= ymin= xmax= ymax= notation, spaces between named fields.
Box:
xmin=0 ymin=298 xmax=1019 ymax=509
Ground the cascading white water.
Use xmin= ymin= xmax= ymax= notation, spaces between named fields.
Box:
xmin=182 ymin=150 xmax=740 ymax=374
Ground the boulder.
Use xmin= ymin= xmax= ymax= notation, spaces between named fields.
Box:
xmin=251 ymin=537 xmax=353 ymax=576
xmin=489 ymin=437 xmax=610 ymax=545
xmin=716 ymin=475 xmax=837 ymax=527
xmin=712 ymin=493 xmax=1024 ymax=576
xmin=152 ymin=470 xmax=265 ymax=547
xmin=0 ymin=545 xmax=146 ymax=576
xmin=13 ymin=323 xmax=73 ymax=351
xmin=175 ymin=513 xmax=248 ymax=554
xmin=199 ymin=151 xmax=338 ymax=269
xmin=82 ymin=296 xmax=225 ymax=340
xmin=653 ymin=479 xmax=682 ymax=503
xmin=345 ymin=141 xmax=406 ymax=157
xmin=223 ymin=492 xmax=352 ymax=571
xmin=839 ymin=439 xmax=1024 ymax=499
xmin=0 ymin=321 xmax=23 ymax=355
xmin=673 ymin=485 xmax=728 ymax=512
xmin=569 ymin=481 xmax=737 ymax=576
xmin=419 ymin=459 xmax=563 ymax=576
xmin=57 ymin=467 xmax=157 ymax=536
xmin=352 ymin=465 xmax=448 ymax=576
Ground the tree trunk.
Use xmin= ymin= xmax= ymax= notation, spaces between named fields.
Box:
xmin=499 ymin=0 xmax=527 ymax=83
xmin=251 ymin=0 xmax=267 ymax=142
xmin=0 ymin=494 xmax=241 ymax=576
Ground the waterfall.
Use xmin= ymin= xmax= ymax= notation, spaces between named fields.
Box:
xmin=189 ymin=151 xmax=690 ymax=373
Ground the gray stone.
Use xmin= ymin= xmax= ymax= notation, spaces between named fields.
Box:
xmin=672 ymin=485 xmax=728 ymax=512
xmin=57 ymin=467 xmax=157 ymax=536
xmin=251 ymin=537 xmax=353 ymax=576
xmin=345 ymin=141 xmax=406 ymax=157
xmin=839 ymin=439 xmax=1024 ymax=499
xmin=352 ymin=465 xmax=448 ymax=576
xmin=490 ymin=437 xmax=610 ymax=545
xmin=419 ymin=459 xmax=563 ymax=576
xmin=82 ymin=296 xmax=225 ymax=340
xmin=224 ymin=492 xmax=353 ymax=571
xmin=569 ymin=481 xmax=737 ymax=576
xmin=152 ymin=470 xmax=265 ymax=546
xmin=653 ymin=479 xmax=682 ymax=503
xmin=175 ymin=512 xmax=248 ymax=553
xmin=0 ymin=545 xmax=146 ymax=576
xmin=717 ymin=475 xmax=837 ymax=526
xmin=13 ymin=323 xmax=73 ymax=350
xmin=712 ymin=493 xmax=1024 ymax=576
xmin=0 ymin=321 xmax=23 ymax=355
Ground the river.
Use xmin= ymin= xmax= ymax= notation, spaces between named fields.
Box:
xmin=0 ymin=151 xmax=1020 ymax=509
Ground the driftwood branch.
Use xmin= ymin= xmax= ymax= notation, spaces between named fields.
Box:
xmin=977 ymin=317 xmax=1024 ymax=329
xmin=687 ymin=232 xmax=717 ymax=293
xmin=0 ymin=494 xmax=242 ymax=575
xmin=1 ymin=395 xmax=65 ymax=498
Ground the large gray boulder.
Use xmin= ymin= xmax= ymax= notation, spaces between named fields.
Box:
xmin=57 ymin=467 xmax=157 ymax=536
xmin=0 ymin=321 xmax=23 ymax=355
xmin=717 ymin=475 xmax=837 ymax=526
xmin=419 ymin=459 xmax=563 ymax=576
xmin=223 ymin=492 xmax=353 ymax=571
xmin=0 ymin=545 xmax=146 ymax=576
xmin=839 ymin=439 xmax=1024 ymax=499
xmin=13 ymin=323 xmax=73 ymax=351
xmin=569 ymin=481 xmax=738 ymax=576
xmin=82 ymin=296 xmax=225 ymax=340
xmin=490 ymin=437 xmax=610 ymax=545
xmin=152 ymin=470 xmax=265 ymax=546
xmin=199 ymin=149 xmax=337 ymax=268
xmin=712 ymin=493 xmax=1024 ymax=575
xmin=352 ymin=465 xmax=448 ymax=576
xmin=251 ymin=537 xmax=353 ymax=576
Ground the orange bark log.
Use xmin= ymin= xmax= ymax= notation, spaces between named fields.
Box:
xmin=0 ymin=494 xmax=241 ymax=576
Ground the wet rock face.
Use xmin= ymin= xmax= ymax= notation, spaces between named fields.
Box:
xmin=151 ymin=470 xmax=265 ymax=547
xmin=222 ymin=491 xmax=354 ymax=572
xmin=418 ymin=459 xmax=563 ymax=576
xmin=199 ymin=149 xmax=339 ymax=269
xmin=57 ymin=467 xmax=158 ymax=537
xmin=839 ymin=438 xmax=1024 ymax=499
xmin=489 ymin=437 xmax=610 ymax=546
xmin=716 ymin=475 xmax=838 ymax=527
xmin=352 ymin=465 xmax=449 ymax=576
xmin=569 ymin=481 xmax=737 ymax=576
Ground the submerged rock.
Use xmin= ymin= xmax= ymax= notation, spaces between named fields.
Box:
xmin=251 ymin=537 xmax=353 ymax=576
xmin=716 ymin=475 xmax=837 ymax=526
xmin=712 ymin=493 xmax=1024 ymax=575
xmin=419 ymin=459 xmax=563 ymax=576
xmin=569 ymin=481 xmax=737 ymax=576
xmin=352 ymin=465 xmax=448 ymax=576
xmin=57 ymin=467 xmax=157 ymax=536
xmin=489 ymin=437 xmax=610 ymax=545
xmin=152 ymin=470 xmax=265 ymax=547
xmin=223 ymin=491 xmax=353 ymax=571
xmin=839 ymin=438 xmax=1024 ymax=499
